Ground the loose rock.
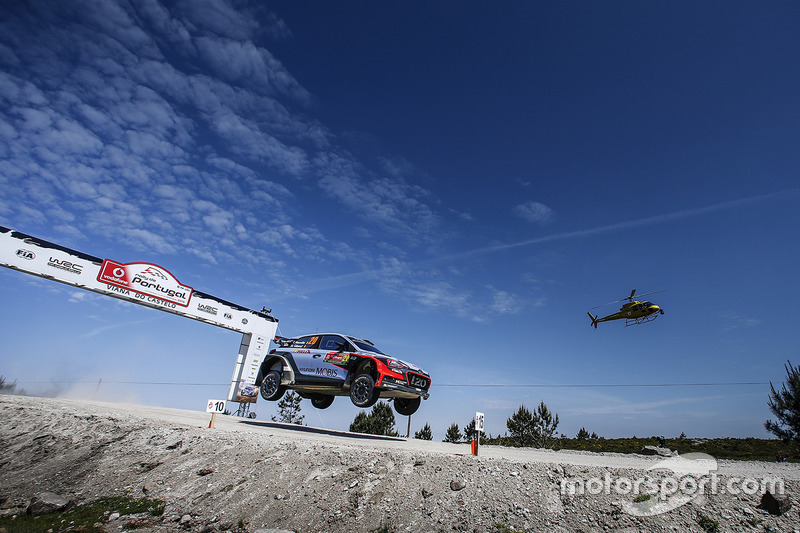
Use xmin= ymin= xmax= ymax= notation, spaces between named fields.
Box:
xmin=26 ymin=492 xmax=69 ymax=516
xmin=450 ymin=480 xmax=467 ymax=491
xmin=757 ymin=491 xmax=792 ymax=516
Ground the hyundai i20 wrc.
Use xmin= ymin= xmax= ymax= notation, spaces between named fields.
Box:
xmin=255 ymin=333 xmax=431 ymax=416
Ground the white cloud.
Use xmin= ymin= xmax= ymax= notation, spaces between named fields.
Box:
xmin=720 ymin=312 xmax=761 ymax=330
xmin=488 ymin=287 xmax=522 ymax=315
xmin=513 ymin=201 xmax=554 ymax=224
xmin=316 ymin=153 xmax=439 ymax=241
xmin=0 ymin=0 xmax=329 ymax=273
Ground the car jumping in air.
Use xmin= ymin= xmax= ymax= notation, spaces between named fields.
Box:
xmin=255 ymin=333 xmax=431 ymax=416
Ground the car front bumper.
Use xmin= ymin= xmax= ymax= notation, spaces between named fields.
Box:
xmin=378 ymin=377 xmax=430 ymax=400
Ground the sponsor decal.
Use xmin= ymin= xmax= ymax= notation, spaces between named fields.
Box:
xmin=197 ymin=303 xmax=218 ymax=316
xmin=223 ymin=312 xmax=232 ymax=320
xmin=316 ymin=367 xmax=339 ymax=378
xmin=15 ymin=249 xmax=35 ymax=260
xmin=47 ymin=257 xmax=82 ymax=275
xmin=242 ymin=318 xmax=248 ymax=325
xmin=323 ymin=352 xmax=351 ymax=365
xmin=294 ymin=349 xmax=311 ymax=354
xmin=97 ymin=259 xmax=193 ymax=307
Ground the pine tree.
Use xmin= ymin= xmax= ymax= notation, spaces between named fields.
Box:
xmin=531 ymin=400 xmax=559 ymax=448
xmin=576 ymin=427 xmax=590 ymax=440
xmin=507 ymin=405 xmax=534 ymax=446
xmin=464 ymin=419 xmax=477 ymax=441
xmin=414 ymin=422 xmax=433 ymax=440
xmin=272 ymin=391 xmax=304 ymax=424
xmin=349 ymin=401 xmax=398 ymax=436
xmin=765 ymin=360 xmax=800 ymax=442
xmin=443 ymin=423 xmax=462 ymax=443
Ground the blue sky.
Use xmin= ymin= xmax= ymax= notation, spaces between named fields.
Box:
xmin=1 ymin=0 xmax=799 ymax=439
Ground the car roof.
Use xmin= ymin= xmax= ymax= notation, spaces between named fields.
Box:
xmin=291 ymin=333 xmax=373 ymax=345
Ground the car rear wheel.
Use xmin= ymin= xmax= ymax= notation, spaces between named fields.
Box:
xmin=311 ymin=395 xmax=335 ymax=409
xmin=393 ymin=397 xmax=421 ymax=416
xmin=259 ymin=370 xmax=285 ymax=401
xmin=350 ymin=374 xmax=379 ymax=408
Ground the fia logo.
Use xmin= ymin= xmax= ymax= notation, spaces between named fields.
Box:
xmin=16 ymin=249 xmax=35 ymax=260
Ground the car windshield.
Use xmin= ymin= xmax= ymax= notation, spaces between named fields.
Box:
xmin=349 ymin=337 xmax=385 ymax=355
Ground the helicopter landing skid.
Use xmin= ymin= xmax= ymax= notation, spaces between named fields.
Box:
xmin=625 ymin=313 xmax=660 ymax=327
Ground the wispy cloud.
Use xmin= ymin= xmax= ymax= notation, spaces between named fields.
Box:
xmin=720 ymin=312 xmax=761 ymax=330
xmin=315 ymin=152 xmax=440 ymax=241
xmin=304 ymin=190 xmax=798 ymax=314
xmin=460 ymin=189 xmax=800 ymax=260
xmin=0 ymin=0 xmax=447 ymax=303
xmin=560 ymin=391 xmax=733 ymax=418
xmin=513 ymin=201 xmax=554 ymax=224
xmin=78 ymin=318 xmax=155 ymax=339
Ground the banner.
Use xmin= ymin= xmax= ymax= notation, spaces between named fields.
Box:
xmin=0 ymin=226 xmax=278 ymax=403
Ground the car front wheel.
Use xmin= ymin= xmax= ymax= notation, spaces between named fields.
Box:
xmin=259 ymin=370 xmax=285 ymax=401
xmin=393 ymin=397 xmax=421 ymax=416
xmin=350 ymin=374 xmax=379 ymax=408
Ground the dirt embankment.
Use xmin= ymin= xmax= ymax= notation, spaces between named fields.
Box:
xmin=0 ymin=395 xmax=797 ymax=532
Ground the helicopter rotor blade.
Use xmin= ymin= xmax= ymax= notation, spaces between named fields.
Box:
xmin=591 ymin=289 xmax=666 ymax=309
xmin=631 ymin=289 xmax=666 ymax=299
xmin=592 ymin=298 xmax=628 ymax=308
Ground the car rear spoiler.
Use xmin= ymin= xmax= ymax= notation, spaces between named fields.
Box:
xmin=273 ymin=335 xmax=293 ymax=347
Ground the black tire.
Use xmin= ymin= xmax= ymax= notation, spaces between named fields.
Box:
xmin=259 ymin=370 xmax=285 ymax=401
xmin=350 ymin=374 xmax=379 ymax=408
xmin=311 ymin=395 xmax=335 ymax=409
xmin=393 ymin=397 xmax=421 ymax=416
xmin=247 ymin=412 xmax=257 ymax=419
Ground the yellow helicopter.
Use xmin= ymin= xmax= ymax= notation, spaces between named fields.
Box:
xmin=588 ymin=289 xmax=665 ymax=329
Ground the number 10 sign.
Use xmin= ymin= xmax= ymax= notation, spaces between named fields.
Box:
xmin=207 ymin=399 xmax=226 ymax=413
xmin=475 ymin=411 xmax=485 ymax=433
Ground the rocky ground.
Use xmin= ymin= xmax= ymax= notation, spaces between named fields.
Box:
xmin=1 ymin=394 xmax=798 ymax=532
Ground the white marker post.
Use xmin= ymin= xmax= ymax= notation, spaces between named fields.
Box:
xmin=474 ymin=411 xmax=485 ymax=456
xmin=207 ymin=399 xmax=226 ymax=428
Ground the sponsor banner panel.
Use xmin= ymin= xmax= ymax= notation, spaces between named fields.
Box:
xmin=1 ymin=227 xmax=277 ymax=337
xmin=2 ymin=226 xmax=280 ymax=405
xmin=0 ymin=227 xmax=101 ymax=283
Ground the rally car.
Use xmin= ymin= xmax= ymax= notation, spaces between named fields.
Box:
xmin=255 ymin=333 xmax=431 ymax=416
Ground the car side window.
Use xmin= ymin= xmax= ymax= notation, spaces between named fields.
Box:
xmin=319 ymin=335 xmax=348 ymax=352
xmin=294 ymin=335 xmax=320 ymax=349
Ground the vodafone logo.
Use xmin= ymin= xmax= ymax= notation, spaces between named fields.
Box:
xmin=113 ymin=267 xmax=125 ymax=277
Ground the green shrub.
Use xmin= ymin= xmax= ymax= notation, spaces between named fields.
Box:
xmin=0 ymin=496 xmax=164 ymax=533
xmin=698 ymin=514 xmax=719 ymax=533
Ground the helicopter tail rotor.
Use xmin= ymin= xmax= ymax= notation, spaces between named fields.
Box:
xmin=587 ymin=312 xmax=598 ymax=329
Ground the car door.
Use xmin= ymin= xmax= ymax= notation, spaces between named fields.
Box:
xmin=289 ymin=335 xmax=323 ymax=378
xmin=309 ymin=334 xmax=350 ymax=382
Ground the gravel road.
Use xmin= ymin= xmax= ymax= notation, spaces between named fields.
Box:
xmin=1 ymin=394 xmax=797 ymax=532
